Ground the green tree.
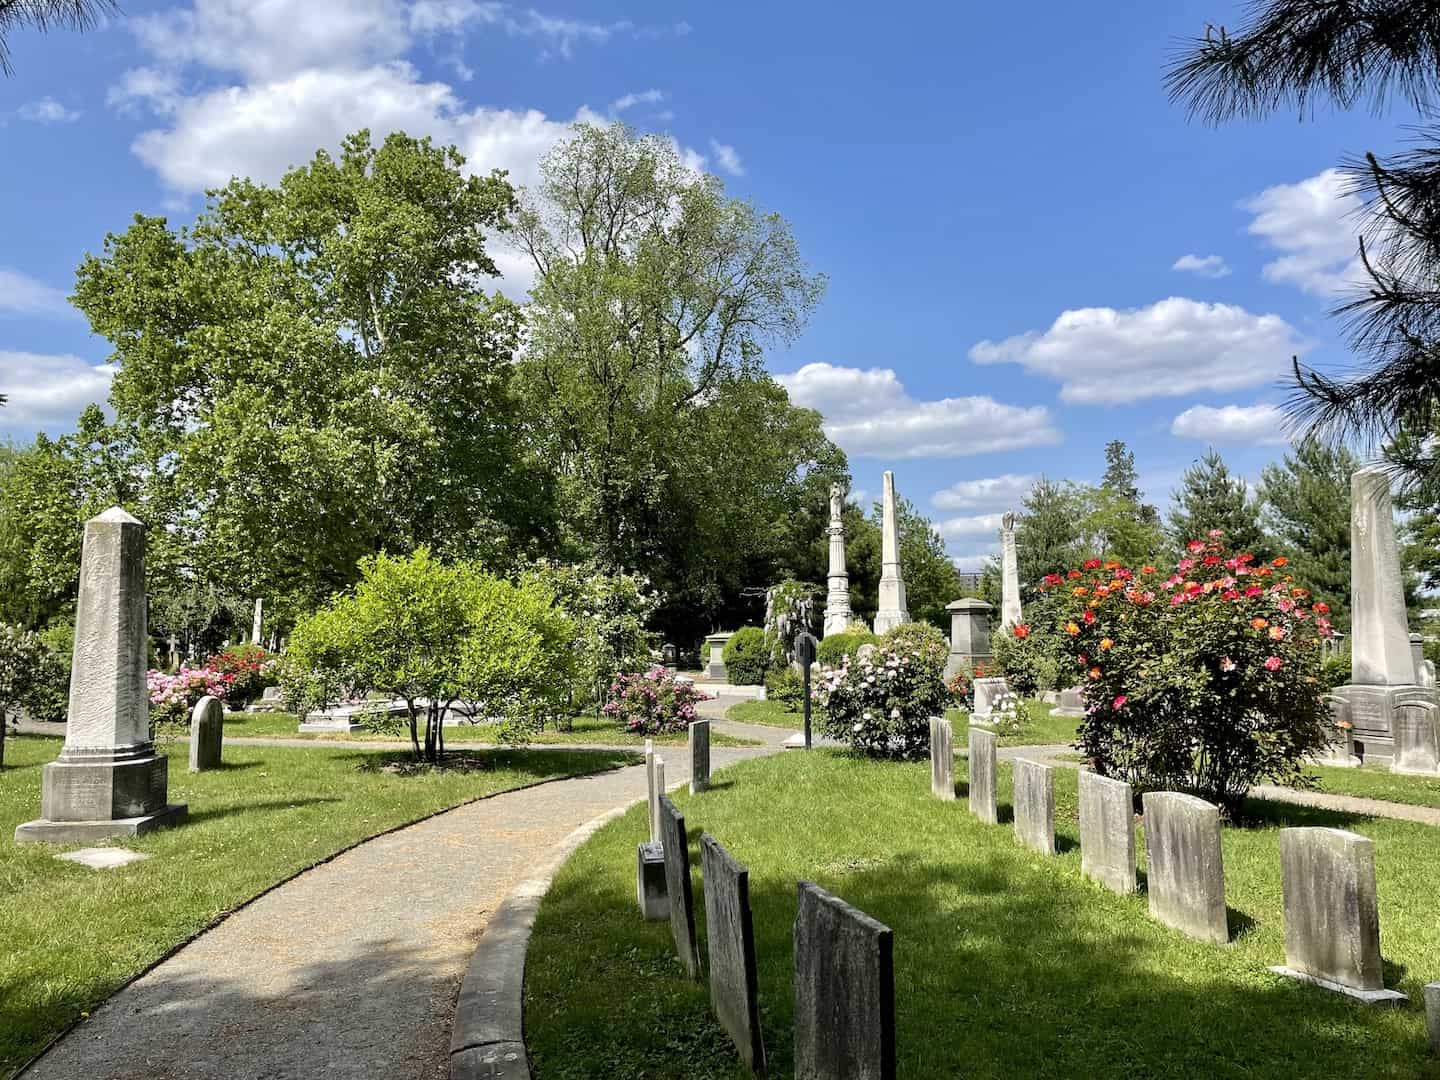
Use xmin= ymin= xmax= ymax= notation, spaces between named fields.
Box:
xmin=0 ymin=624 xmax=63 ymax=769
xmin=1260 ymin=438 xmax=1358 ymax=628
xmin=1168 ymin=449 xmax=1272 ymax=559
xmin=1015 ymin=477 xmax=1087 ymax=597
xmin=1086 ymin=440 xmax=1164 ymax=566
xmin=0 ymin=0 xmax=116 ymax=75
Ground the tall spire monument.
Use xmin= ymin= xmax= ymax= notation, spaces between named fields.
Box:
xmin=1000 ymin=511 xmax=1023 ymax=629
xmin=873 ymin=471 xmax=910 ymax=633
xmin=823 ymin=483 xmax=853 ymax=636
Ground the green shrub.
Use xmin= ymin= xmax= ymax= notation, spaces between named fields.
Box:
xmin=29 ymin=620 xmax=72 ymax=724
xmin=764 ymin=667 xmax=806 ymax=712
xmin=723 ymin=626 xmax=769 ymax=685
xmin=1321 ymin=652 xmax=1351 ymax=689
xmin=989 ymin=623 xmax=1055 ymax=697
xmin=816 ymin=629 xmax=880 ymax=667
xmin=0 ymin=624 xmax=66 ymax=766
xmin=880 ymin=622 xmax=948 ymax=670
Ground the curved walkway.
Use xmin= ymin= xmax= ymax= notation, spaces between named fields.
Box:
xmin=22 ymin=727 xmax=776 ymax=1080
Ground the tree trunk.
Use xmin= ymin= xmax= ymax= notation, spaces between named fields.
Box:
xmin=435 ymin=701 xmax=445 ymax=762
xmin=407 ymin=700 xmax=421 ymax=761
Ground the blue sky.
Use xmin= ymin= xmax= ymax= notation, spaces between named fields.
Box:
xmin=0 ymin=1 xmax=1409 ymax=569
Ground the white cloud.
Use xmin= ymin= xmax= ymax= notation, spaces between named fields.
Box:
xmin=969 ymin=297 xmax=1310 ymax=405
xmin=1170 ymin=403 xmax=1291 ymax=445
xmin=931 ymin=473 xmax=1034 ymax=512
xmin=0 ymin=268 xmax=71 ymax=317
xmin=1242 ymin=168 xmax=1365 ymax=297
xmin=1172 ymin=253 xmax=1230 ymax=279
xmin=709 ymin=139 xmax=744 ymax=176
xmin=777 ymin=362 xmax=1062 ymax=460
xmin=611 ymin=88 xmax=665 ymax=113
xmin=16 ymin=97 xmax=81 ymax=124
xmin=0 ymin=352 xmax=113 ymax=429
xmin=938 ymin=512 xmax=1006 ymax=542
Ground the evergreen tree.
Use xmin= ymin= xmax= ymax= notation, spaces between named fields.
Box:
xmin=1015 ymin=477 xmax=1086 ymax=598
xmin=1259 ymin=438 xmax=1357 ymax=628
xmin=1168 ymin=449 xmax=1272 ymax=559
xmin=1089 ymin=440 xmax=1164 ymax=566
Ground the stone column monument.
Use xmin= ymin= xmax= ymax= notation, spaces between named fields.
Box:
xmin=1000 ymin=510 xmax=1022 ymax=629
xmin=15 ymin=508 xmax=187 ymax=842
xmin=872 ymin=471 xmax=910 ymax=634
xmin=822 ymin=483 xmax=853 ymax=637
xmin=251 ymin=597 xmax=264 ymax=646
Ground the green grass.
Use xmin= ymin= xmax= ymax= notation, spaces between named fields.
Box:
xmin=1306 ymin=763 xmax=1440 ymax=809
xmin=0 ymin=734 xmax=633 ymax=1076
xmin=725 ymin=699 xmax=802 ymax=729
xmin=223 ymin=711 xmax=758 ymax=748
xmin=526 ymin=751 xmax=1440 ymax=1079
xmin=948 ymin=698 xmax=1082 ymax=747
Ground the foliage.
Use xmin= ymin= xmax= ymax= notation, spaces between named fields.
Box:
xmin=722 ymin=626 xmax=770 ymax=686
xmin=601 ymin=666 xmax=706 ymax=736
xmin=1041 ymin=536 xmax=1333 ymax=814
xmin=1088 ymin=440 xmax=1164 ymax=567
xmin=0 ymin=624 xmax=65 ymax=767
xmin=1168 ymin=449 xmax=1272 ymax=561
xmin=815 ymin=628 xmax=880 ymax=667
xmin=146 ymin=666 xmax=233 ymax=740
xmin=880 ymin=621 xmax=949 ymax=670
xmin=0 ymin=0 xmax=117 ymax=75
xmin=763 ymin=667 xmax=806 ymax=712
xmin=272 ymin=654 xmax=349 ymax=721
xmin=1260 ymin=438 xmax=1357 ymax=630
xmin=814 ymin=641 xmax=949 ymax=759
xmin=763 ymin=578 xmax=817 ymax=668
xmin=989 ymin=622 xmax=1058 ymax=697
xmin=1015 ymin=477 xmax=1088 ymax=600
xmin=1321 ymin=651 xmax=1351 ymax=690
xmin=206 ymin=644 xmax=275 ymax=706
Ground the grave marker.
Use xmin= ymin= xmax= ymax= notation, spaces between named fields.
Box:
xmin=1013 ymin=758 xmax=1055 ymax=855
xmin=188 ymin=695 xmax=224 ymax=772
xmin=690 ymin=720 xmax=712 ymax=794
xmin=658 ymin=795 xmax=701 ymax=979
xmin=1142 ymin=792 xmax=1228 ymax=943
xmin=1079 ymin=771 xmax=1136 ymax=894
xmin=929 ymin=717 xmax=954 ymax=800
xmin=967 ymin=725 xmax=997 ymax=824
xmin=701 ymin=835 xmax=766 ymax=1071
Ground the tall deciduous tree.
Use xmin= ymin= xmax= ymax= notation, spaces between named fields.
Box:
xmin=1260 ymin=438 xmax=1357 ymax=628
xmin=1168 ymin=449 xmax=1272 ymax=559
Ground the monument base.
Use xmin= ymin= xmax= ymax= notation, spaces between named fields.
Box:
xmin=1331 ymin=684 xmax=1440 ymax=767
xmin=15 ymin=803 xmax=187 ymax=844
xmin=636 ymin=841 xmax=669 ymax=920
xmin=1268 ymin=966 xmax=1407 ymax=1006
xmin=297 ymin=718 xmax=366 ymax=733
xmin=943 ymin=651 xmax=992 ymax=682
xmin=38 ymin=751 xmax=172 ymax=822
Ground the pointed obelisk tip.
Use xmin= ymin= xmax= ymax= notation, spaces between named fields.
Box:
xmin=92 ymin=506 xmax=142 ymax=526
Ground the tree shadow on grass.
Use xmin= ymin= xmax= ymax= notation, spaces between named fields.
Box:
xmin=350 ymin=748 xmax=635 ymax=778
xmin=186 ymin=796 xmax=343 ymax=824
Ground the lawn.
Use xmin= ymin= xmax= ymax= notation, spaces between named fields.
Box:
xmin=526 ymin=750 xmax=1439 ymax=1079
xmin=727 ymin=697 xmax=1081 ymax=748
xmin=1305 ymin=763 xmax=1440 ymax=810
xmin=222 ymin=710 xmax=758 ymax=748
xmin=0 ymin=734 xmax=633 ymax=1076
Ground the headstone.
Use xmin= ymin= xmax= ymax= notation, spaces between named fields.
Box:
xmin=1422 ymin=659 xmax=1438 ymax=690
xmin=823 ymin=482 xmax=854 ymax=637
xmin=1013 ymin=758 xmax=1055 ymax=855
xmin=943 ymin=598 xmax=993 ymax=680
xmin=251 ymin=597 xmax=264 ymax=647
xmin=16 ymin=508 xmax=187 ymax=843
xmin=636 ymin=840 xmax=668 ymax=921
xmin=872 ymin=471 xmax=910 ymax=634
xmin=1270 ymin=827 xmax=1405 ymax=1003
xmin=662 ymin=642 xmax=678 ymax=670
xmin=1426 ymin=982 xmax=1440 ymax=1054
xmin=1052 ymin=685 xmax=1085 ymax=719
xmin=701 ymin=835 xmax=766 ymax=1071
xmin=1392 ymin=698 xmax=1440 ymax=775
xmin=970 ymin=676 xmax=1009 ymax=720
xmin=968 ymin=725 xmax=997 ymax=825
xmin=689 ymin=720 xmax=712 ymax=794
xmin=1000 ymin=510 xmax=1022 ymax=629
xmin=793 ymin=882 xmax=895 ymax=1080
xmin=188 ymin=695 xmax=224 ymax=772
xmin=1411 ymin=634 xmax=1427 ymax=682
xmin=648 ymin=751 xmax=665 ymax=845
xmin=1142 ymin=792 xmax=1228 ymax=944
xmin=706 ymin=632 xmax=733 ymax=681
xmin=1079 ymin=771 xmax=1136 ymax=894
xmin=928 ymin=717 xmax=954 ymax=800
xmin=1315 ymin=696 xmax=1361 ymax=767
xmin=1351 ymin=468 xmax=1416 ymax=686
xmin=658 ymin=795 xmax=701 ymax=979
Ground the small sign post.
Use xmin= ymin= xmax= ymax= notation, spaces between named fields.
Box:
xmin=796 ymin=632 xmax=819 ymax=750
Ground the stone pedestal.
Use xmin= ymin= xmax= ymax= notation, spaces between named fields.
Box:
xmin=705 ymin=632 xmax=733 ymax=681
xmin=1330 ymin=685 xmax=1436 ymax=765
xmin=943 ymin=598 xmax=993 ymax=680
xmin=16 ymin=508 xmax=186 ymax=843
xmin=873 ymin=471 xmax=910 ymax=634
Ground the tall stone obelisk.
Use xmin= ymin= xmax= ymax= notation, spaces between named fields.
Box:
xmin=16 ymin=508 xmax=187 ymax=842
xmin=873 ymin=471 xmax=910 ymax=634
xmin=1000 ymin=510 xmax=1022 ymax=629
xmin=251 ymin=597 xmax=264 ymax=646
xmin=823 ymin=483 xmax=853 ymax=636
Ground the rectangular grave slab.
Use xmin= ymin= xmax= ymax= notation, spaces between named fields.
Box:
xmin=1079 ymin=771 xmax=1136 ymax=894
xmin=658 ymin=795 xmax=701 ymax=980
xmin=1013 ymin=758 xmax=1055 ymax=855
xmin=636 ymin=840 xmax=668 ymax=921
xmin=1271 ymin=827 xmax=1405 ymax=1004
xmin=1142 ymin=792 xmax=1228 ymax=944
xmin=1053 ymin=685 xmax=1085 ymax=719
xmin=701 ymin=835 xmax=765 ymax=1072
xmin=1393 ymin=698 xmax=1440 ymax=775
xmin=793 ymin=882 xmax=895 ymax=1080
xmin=967 ymin=725 xmax=997 ymax=824
xmin=690 ymin=720 xmax=712 ymax=794
xmin=929 ymin=717 xmax=954 ymax=800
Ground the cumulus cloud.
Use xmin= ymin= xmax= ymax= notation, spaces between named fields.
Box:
xmin=0 ymin=352 xmax=113 ymax=430
xmin=1172 ymin=253 xmax=1230 ymax=279
xmin=1170 ymin=402 xmax=1291 ymax=445
xmin=611 ymin=88 xmax=665 ymax=113
xmin=0 ymin=268 xmax=72 ymax=317
xmin=1242 ymin=168 xmax=1366 ymax=297
xmin=931 ymin=473 xmax=1034 ymax=512
xmin=776 ymin=362 xmax=1062 ymax=460
xmin=968 ymin=297 xmax=1310 ymax=404
xmin=709 ymin=140 xmax=743 ymax=176
xmin=16 ymin=97 xmax=81 ymax=124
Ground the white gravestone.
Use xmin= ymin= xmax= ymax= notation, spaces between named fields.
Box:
xmin=999 ymin=510 xmax=1022 ymax=629
xmin=872 ymin=471 xmax=910 ymax=634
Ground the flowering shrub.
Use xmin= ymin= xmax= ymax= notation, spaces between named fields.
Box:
xmin=816 ymin=629 xmax=880 ymax=667
xmin=206 ymin=644 xmax=277 ymax=705
xmin=814 ymin=644 xmax=949 ymax=759
xmin=602 ymin=666 xmax=708 ymax=735
xmin=1042 ymin=534 xmax=1332 ymax=814
xmin=987 ymin=688 xmax=1032 ymax=738
xmin=147 ymin=665 xmax=234 ymax=739
xmin=880 ymin=622 xmax=949 ymax=670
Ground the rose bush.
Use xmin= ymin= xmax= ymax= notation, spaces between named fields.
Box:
xmin=207 ymin=644 xmax=277 ymax=705
xmin=814 ymin=641 xmax=948 ymax=759
xmin=147 ymin=665 xmax=234 ymax=739
xmin=602 ymin=666 xmax=708 ymax=735
xmin=1042 ymin=534 xmax=1332 ymax=814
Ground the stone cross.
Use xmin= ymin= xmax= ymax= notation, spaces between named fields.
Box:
xmin=1350 ymin=468 xmax=1415 ymax=686
xmin=1078 ymin=771 xmax=1136 ymax=894
xmin=872 ymin=471 xmax=910 ymax=634
xmin=823 ymin=482 xmax=853 ymax=637
xmin=188 ymin=695 xmax=224 ymax=772
xmin=658 ymin=795 xmax=701 ymax=980
xmin=166 ymin=634 xmax=180 ymax=671
xmin=1013 ymin=758 xmax=1055 ymax=855
xmin=793 ymin=882 xmax=895 ymax=1080
xmin=16 ymin=508 xmax=187 ymax=843
xmin=689 ymin=720 xmax=711 ymax=794
xmin=928 ymin=717 xmax=954 ymax=800
xmin=967 ymin=725 xmax=998 ymax=825
xmin=1000 ymin=509 xmax=1022 ymax=629
xmin=701 ymin=835 xmax=766 ymax=1072
xmin=1142 ymin=792 xmax=1228 ymax=944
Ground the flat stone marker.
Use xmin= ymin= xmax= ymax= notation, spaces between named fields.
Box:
xmin=929 ymin=716 xmax=954 ymax=800
xmin=636 ymin=840 xmax=668 ymax=921
xmin=793 ymin=881 xmax=895 ymax=1080
xmin=58 ymin=847 xmax=150 ymax=870
xmin=701 ymin=835 xmax=766 ymax=1072
xmin=1142 ymin=792 xmax=1228 ymax=944
xmin=690 ymin=720 xmax=712 ymax=794
xmin=968 ymin=725 xmax=997 ymax=824
xmin=1013 ymin=758 xmax=1055 ymax=855
xmin=658 ymin=795 xmax=701 ymax=980
xmin=1079 ymin=771 xmax=1136 ymax=894
xmin=188 ymin=694 xmax=224 ymax=772
xmin=1271 ymin=827 xmax=1405 ymax=1004
xmin=1053 ymin=685 xmax=1084 ymax=718
xmin=1393 ymin=699 xmax=1440 ymax=775
xmin=1426 ymin=982 xmax=1440 ymax=1054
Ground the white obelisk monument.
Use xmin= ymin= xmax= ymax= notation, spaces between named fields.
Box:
xmin=873 ymin=471 xmax=910 ymax=633
xmin=823 ymin=483 xmax=853 ymax=636
xmin=1000 ymin=510 xmax=1022 ymax=629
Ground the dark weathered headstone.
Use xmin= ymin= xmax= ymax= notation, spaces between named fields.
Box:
xmin=636 ymin=840 xmax=668 ymax=921
xmin=1142 ymin=792 xmax=1227 ymax=943
xmin=1013 ymin=758 xmax=1055 ymax=855
xmin=793 ymin=881 xmax=895 ymax=1080
xmin=701 ymin=835 xmax=765 ymax=1072
xmin=1079 ymin=771 xmax=1136 ymax=894
xmin=1426 ymin=982 xmax=1440 ymax=1054
xmin=188 ymin=694 xmax=224 ymax=772
xmin=1270 ymin=827 xmax=1405 ymax=1004
xmin=929 ymin=717 xmax=954 ymax=800
xmin=690 ymin=720 xmax=712 ymax=794
xmin=658 ymin=795 xmax=701 ymax=979
xmin=967 ymin=725 xmax=997 ymax=824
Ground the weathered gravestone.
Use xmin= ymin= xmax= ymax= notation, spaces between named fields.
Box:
xmin=1052 ymin=686 xmax=1085 ymax=719
xmin=701 ymin=835 xmax=766 ymax=1072
xmin=1426 ymin=982 xmax=1440 ymax=1055
xmin=1270 ymin=827 xmax=1405 ymax=1003
xmin=1013 ymin=758 xmax=1055 ymax=855
xmin=188 ymin=695 xmax=224 ymax=773
xmin=1079 ymin=771 xmax=1136 ymax=894
xmin=967 ymin=725 xmax=998 ymax=825
xmin=658 ymin=795 xmax=701 ymax=979
xmin=690 ymin=720 xmax=712 ymax=794
xmin=970 ymin=676 xmax=1008 ymax=721
xmin=1142 ymin=792 xmax=1228 ymax=944
xmin=706 ymin=632 xmax=733 ymax=681
xmin=637 ymin=742 xmax=669 ymax=920
xmin=16 ymin=508 xmax=187 ymax=843
xmin=1392 ymin=698 xmax=1440 ymax=775
xmin=928 ymin=717 xmax=954 ymax=800
xmin=793 ymin=881 xmax=895 ymax=1080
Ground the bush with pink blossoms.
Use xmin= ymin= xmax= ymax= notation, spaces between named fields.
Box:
xmin=147 ymin=665 xmax=234 ymax=739
xmin=813 ymin=644 xmax=949 ymax=760
xmin=602 ymin=665 xmax=708 ymax=736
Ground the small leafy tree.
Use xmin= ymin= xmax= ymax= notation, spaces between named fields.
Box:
xmin=0 ymin=624 xmax=64 ymax=769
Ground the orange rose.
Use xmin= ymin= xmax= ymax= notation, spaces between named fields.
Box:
xmin=1088 ymin=666 xmax=1102 ymax=680
xmin=1251 ymin=617 xmax=1268 ymax=630
xmin=1269 ymin=625 xmax=1285 ymax=641
xmin=1273 ymin=556 xmax=1288 ymax=567
xmin=1099 ymin=638 xmax=1113 ymax=650
xmin=1066 ymin=622 xmax=1080 ymax=636
xmin=1072 ymin=586 xmax=1088 ymax=597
